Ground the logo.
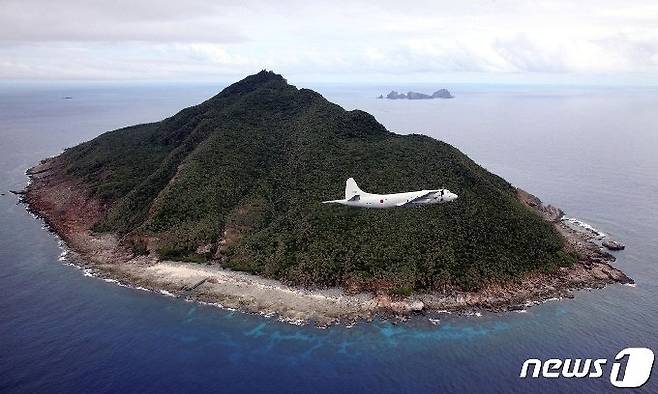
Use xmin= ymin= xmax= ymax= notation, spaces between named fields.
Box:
xmin=520 ymin=347 xmax=654 ymax=388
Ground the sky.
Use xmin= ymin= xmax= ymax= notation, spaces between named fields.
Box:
xmin=1 ymin=0 xmax=658 ymax=84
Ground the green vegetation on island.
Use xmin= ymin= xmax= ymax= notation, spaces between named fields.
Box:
xmin=59 ymin=70 xmax=574 ymax=293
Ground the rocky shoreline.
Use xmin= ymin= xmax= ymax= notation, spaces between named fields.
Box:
xmin=20 ymin=156 xmax=633 ymax=327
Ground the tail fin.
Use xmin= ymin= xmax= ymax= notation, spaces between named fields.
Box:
xmin=345 ymin=178 xmax=363 ymax=199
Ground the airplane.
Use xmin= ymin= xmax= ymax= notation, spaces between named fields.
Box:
xmin=322 ymin=178 xmax=458 ymax=208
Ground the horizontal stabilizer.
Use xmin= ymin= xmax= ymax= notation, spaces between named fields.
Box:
xmin=322 ymin=199 xmax=345 ymax=204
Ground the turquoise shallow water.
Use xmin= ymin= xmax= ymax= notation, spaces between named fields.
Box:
xmin=0 ymin=82 xmax=656 ymax=393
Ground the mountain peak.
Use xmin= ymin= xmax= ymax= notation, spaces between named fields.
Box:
xmin=241 ymin=69 xmax=286 ymax=85
xmin=218 ymin=70 xmax=288 ymax=97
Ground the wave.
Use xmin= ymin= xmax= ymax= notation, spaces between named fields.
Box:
xmin=464 ymin=311 xmax=482 ymax=317
xmin=159 ymin=289 xmax=176 ymax=297
xmin=561 ymin=217 xmax=606 ymax=238
xmin=278 ymin=316 xmax=305 ymax=326
xmin=58 ymin=248 xmax=68 ymax=261
xmin=56 ymin=242 xmax=154 ymax=292
xmin=198 ymin=300 xmax=225 ymax=309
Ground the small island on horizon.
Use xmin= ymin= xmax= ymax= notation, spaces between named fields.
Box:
xmin=21 ymin=71 xmax=631 ymax=326
xmin=378 ymin=89 xmax=454 ymax=100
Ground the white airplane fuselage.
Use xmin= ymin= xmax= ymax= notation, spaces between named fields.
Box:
xmin=323 ymin=178 xmax=458 ymax=208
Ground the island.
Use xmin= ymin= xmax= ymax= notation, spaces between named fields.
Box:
xmin=22 ymin=71 xmax=631 ymax=326
xmin=381 ymin=89 xmax=454 ymax=99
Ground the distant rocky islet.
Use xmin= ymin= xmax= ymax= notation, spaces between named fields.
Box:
xmin=378 ymin=89 xmax=454 ymax=100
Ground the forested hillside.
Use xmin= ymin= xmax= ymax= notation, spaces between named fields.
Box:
xmin=59 ymin=71 xmax=574 ymax=292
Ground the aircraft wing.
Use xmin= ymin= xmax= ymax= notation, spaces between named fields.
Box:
xmin=395 ymin=191 xmax=434 ymax=207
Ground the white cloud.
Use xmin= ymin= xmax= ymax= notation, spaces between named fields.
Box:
xmin=0 ymin=0 xmax=657 ymax=82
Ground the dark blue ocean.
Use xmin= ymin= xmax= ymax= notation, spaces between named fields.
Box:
xmin=1 ymin=82 xmax=656 ymax=393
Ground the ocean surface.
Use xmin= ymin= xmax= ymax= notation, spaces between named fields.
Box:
xmin=1 ymin=81 xmax=656 ymax=393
